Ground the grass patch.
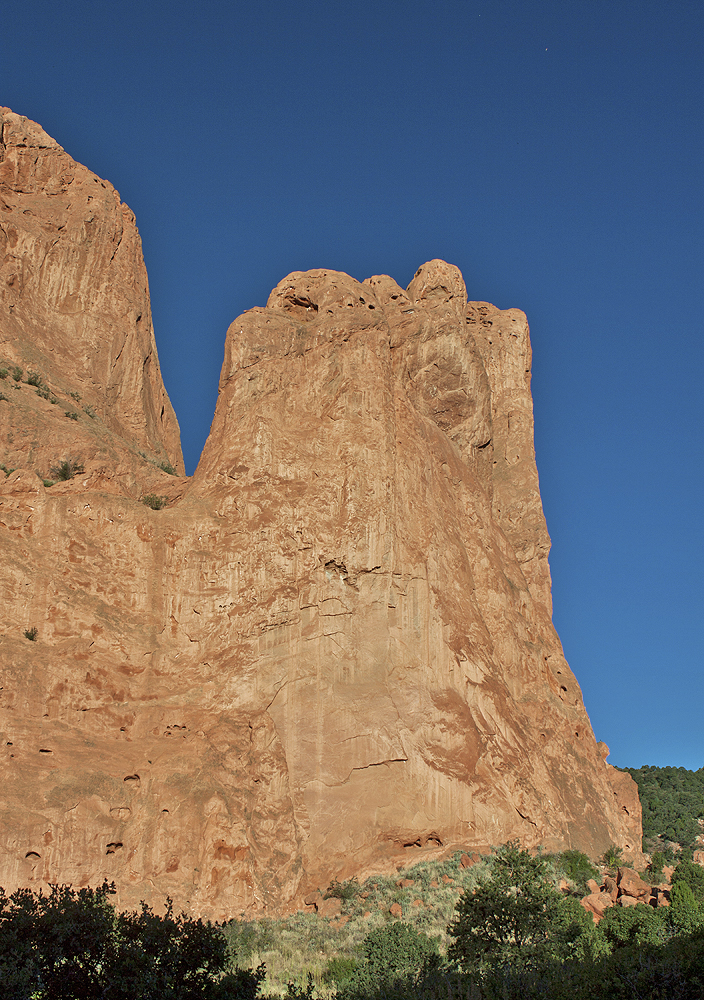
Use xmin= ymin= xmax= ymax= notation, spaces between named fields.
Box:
xmin=142 ymin=494 xmax=168 ymax=510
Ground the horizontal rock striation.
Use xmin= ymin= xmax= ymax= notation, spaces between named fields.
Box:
xmin=0 ymin=111 xmax=640 ymax=919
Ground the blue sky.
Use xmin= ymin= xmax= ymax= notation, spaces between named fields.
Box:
xmin=3 ymin=0 xmax=702 ymax=770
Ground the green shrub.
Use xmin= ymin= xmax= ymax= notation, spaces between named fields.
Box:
xmin=598 ymin=902 xmax=667 ymax=949
xmin=11 ymin=365 xmax=22 ymax=382
xmin=322 ymin=954 xmax=359 ymax=987
xmin=672 ymin=859 xmax=704 ymax=904
xmin=1 ymin=465 xmax=14 ymax=476
xmin=600 ymin=844 xmax=623 ymax=870
xmin=670 ymin=881 xmax=703 ymax=936
xmin=23 ymin=628 xmax=38 ymax=641
xmin=0 ymin=394 xmax=7 ymax=402
xmin=50 ymin=459 xmax=84 ymax=481
xmin=0 ymin=367 xmax=8 ymax=379
xmin=649 ymin=850 xmax=665 ymax=881
xmin=64 ymin=410 xmax=79 ymax=420
xmin=556 ymin=850 xmax=600 ymax=895
xmin=83 ymin=405 xmax=96 ymax=419
xmin=25 ymin=371 xmax=43 ymax=387
xmin=142 ymin=494 xmax=167 ymax=510
xmin=340 ymin=922 xmax=439 ymax=998
xmin=69 ymin=390 xmax=81 ymax=401
xmin=159 ymin=460 xmax=177 ymax=475
xmin=325 ymin=878 xmax=360 ymax=902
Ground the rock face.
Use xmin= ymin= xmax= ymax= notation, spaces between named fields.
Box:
xmin=0 ymin=108 xmax=183 ymax=482
xmin=0 ymin=110 xmax=640 ymax=919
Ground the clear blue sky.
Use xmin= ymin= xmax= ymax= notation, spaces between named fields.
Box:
xmin=3 ymin=1 xmax=702 ymax=770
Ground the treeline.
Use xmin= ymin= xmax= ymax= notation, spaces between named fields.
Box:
xmin=622 ymin=764 xmax=704 ymax=853
xmin=1 ymin=845 xmax=704 ymax=999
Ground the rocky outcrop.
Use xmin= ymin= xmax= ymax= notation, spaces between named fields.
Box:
xmin=580 ymin=867 xmax=671 ymax=922
xmin=0 ymin=110 xmax=640 ymax=919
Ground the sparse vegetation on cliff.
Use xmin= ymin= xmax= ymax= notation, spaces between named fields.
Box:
xmin=142 ymin=493 xmax=168 ymax=510
xmin=49 ymin=458 xmax=85 ymax=481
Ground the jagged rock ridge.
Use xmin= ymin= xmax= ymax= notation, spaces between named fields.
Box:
xmin=0 ymin=109 xmax=640 ymax=919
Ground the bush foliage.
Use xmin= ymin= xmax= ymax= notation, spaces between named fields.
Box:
xmin=0 ymin=881 xmax=262 ymax=999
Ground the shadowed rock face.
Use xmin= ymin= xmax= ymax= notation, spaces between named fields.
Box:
xmin=0 ymin=110 xmax=640 ymax=920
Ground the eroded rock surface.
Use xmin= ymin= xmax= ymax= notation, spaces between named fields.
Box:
xmin=0 ymin=107 xmax=183 ymax=485
xmin=0 ymin=110 xmax=640 ymax=919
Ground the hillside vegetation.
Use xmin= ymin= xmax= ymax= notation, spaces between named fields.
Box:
xmin=621 ymin=765 xmax=704 ymax=855
xmin=1 ymin=844 xmax=704 ymax=999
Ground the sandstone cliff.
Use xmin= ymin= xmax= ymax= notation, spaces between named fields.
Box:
xmin=0 ymin=110 xmax=640 ymax=919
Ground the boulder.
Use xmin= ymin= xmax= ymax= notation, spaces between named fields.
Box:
xmin=617 ymin=867 xmax=652 ymax=901
xmin=603 ymin=875 xmax=618 ymax=900
xmin=580 ymin=892 xmax=614 ymax=921
xmin=316 ymin=896 xmax=342 ymax=918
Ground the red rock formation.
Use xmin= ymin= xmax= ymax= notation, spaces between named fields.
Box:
xmin=0 ymin=110 xmax=641 ymax=919
xmin=0 ymin=108 xmax=183 ymax=481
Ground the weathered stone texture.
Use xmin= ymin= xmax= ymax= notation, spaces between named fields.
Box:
xmin=0 ymin=111 xmax=640 ymax=919
xmin=0 ymin=107 xmax=183 ymax=480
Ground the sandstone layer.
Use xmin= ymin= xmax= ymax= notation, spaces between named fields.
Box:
xmin=0 ymin=110 xmax=640 ymax=919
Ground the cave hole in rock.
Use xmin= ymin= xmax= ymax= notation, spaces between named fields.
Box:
xmin=25 ymin=851 xmax=40 ymax=860
xmin=38 ymin=748 xmax=52 ymax=753
xmin=123 ymin=774 xmax=140 ymax=784
xmin=106 ymin=842 xmax=123 ymax=855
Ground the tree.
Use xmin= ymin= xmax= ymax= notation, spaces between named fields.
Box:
xmin=672 ymin=859 xmax=704 ymax=904
xmin=0 ymin=881 xmax=263 ymax=999
xmin=669 ymin=882 xmax=703 ymax=937
xmin=447 ymin=842 xmax=594 ymax=975
xmin=597 ymin=903 xmax=667 ymax=950
xmin=339 ymin=921 xmax=439 ymax=999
